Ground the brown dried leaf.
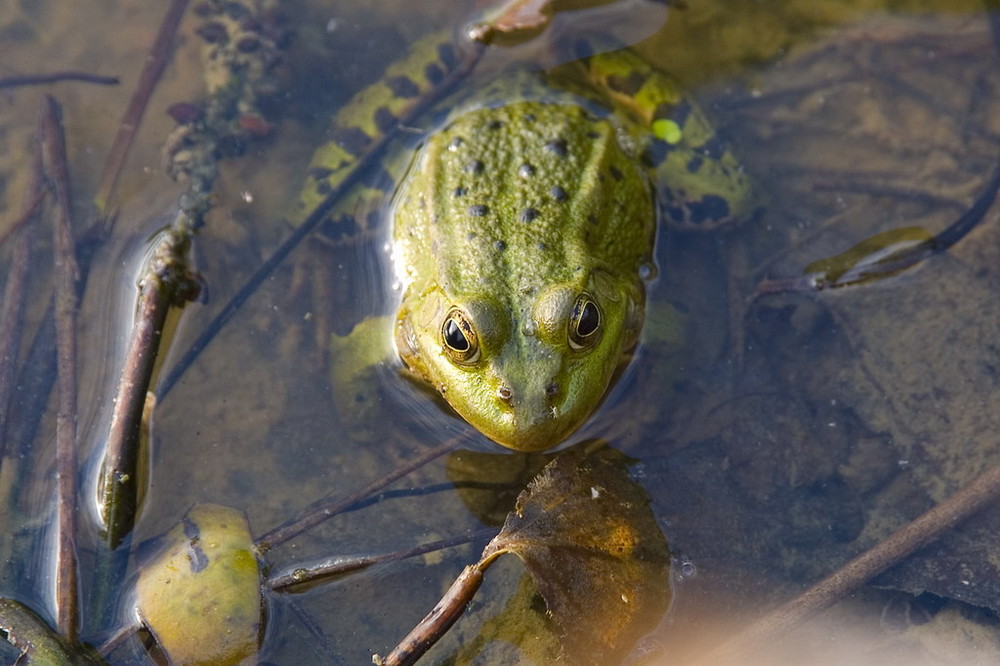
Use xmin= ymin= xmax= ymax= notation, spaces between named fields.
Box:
xmin=471 ymin=0 xmax=628 ymax=44
xmin=480 ymin=449 xmax=671 ymax=663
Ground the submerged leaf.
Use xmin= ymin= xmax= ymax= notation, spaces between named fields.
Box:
xmin=480 ymin=449 xmax=671 ymax=663
xmin=0 ymin=598 xmax=101 ymax=664
xmin=804 ymin=226 xmax=934 ymax=287
xmin=135 ymin=504 xmax=262 ymax=665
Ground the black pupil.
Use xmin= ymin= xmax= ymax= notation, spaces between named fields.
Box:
xmin=444 ymin=319 xmax=469 ymax=350
xmin=577 ymin=301 xmax=599 ymax=337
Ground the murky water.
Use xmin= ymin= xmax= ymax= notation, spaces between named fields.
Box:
xmin=2 ymin=0 xmax=1000 ymax=663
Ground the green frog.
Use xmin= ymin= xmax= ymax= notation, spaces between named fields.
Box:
xmin=297 ymin=28 xmax=754 ymax=452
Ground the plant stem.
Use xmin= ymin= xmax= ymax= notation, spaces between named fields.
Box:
xmin=269 ymin=528 xmax=493 ymax=592
xmin=99 ymin=227 xmax=195 ymax=548
xmin=702 ymin=459 xmax=1000 ymax=663
xmin=376 ymin=564 xmax=486 ymax=666
xmin=0 ymin=71 xmax=119 ymax=89
xmin=0 ymin=124 xmax=46 ymax=455
xmin=93 ymin=0 xmax=190 ymax=212
xmin=256 ymin=436 xmax=463 ymax=552
xmin=42 ymin=95 xmax=80 ymax=641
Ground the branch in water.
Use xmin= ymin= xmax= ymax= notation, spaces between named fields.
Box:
xmin=0 ymin=124 xmax=46 ymax=456
xmin=0 ymin=71 xmax=119 ymax=89
xmin=93 ymin=0 xmax=190 ymax=212
xmin=99 ymin=227 xmax=198 ymax=549
xmin=41 ymin=95 xmax=81 ymax=642
xmin=699 ymin=458 xmax=1000 ymax=664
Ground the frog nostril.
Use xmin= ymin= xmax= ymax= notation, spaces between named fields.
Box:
xmin=545 ymin=382 xmax=559 ymax=397
xmin=497 ymin=386 xmax=513 ymax=403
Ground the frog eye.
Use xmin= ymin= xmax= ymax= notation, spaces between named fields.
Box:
xmin=442 ymin=307 xmax=480 ymax=365
xmin=568 ymin=294 xmax=602 ymax=350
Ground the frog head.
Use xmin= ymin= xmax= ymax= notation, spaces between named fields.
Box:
xmin=395 ymin=270 xmax=643 ymax=451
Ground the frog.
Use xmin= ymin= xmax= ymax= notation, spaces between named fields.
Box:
xmin=295 ymin=26 xmax=754 ymax=452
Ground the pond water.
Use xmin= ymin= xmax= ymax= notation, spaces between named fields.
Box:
xmin=2 ymin=0 xmax=1000 ymax=663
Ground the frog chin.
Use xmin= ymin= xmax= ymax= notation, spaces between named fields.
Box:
xmin=440 ymin=351 xmax=618 ymax=452
xmin=454 ymin=393 xmax=586 ymax=453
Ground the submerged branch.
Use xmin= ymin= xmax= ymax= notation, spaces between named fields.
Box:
xmin=757 ymin=155 xmax=1000 ymax=295
xmin=41 ymin=95 xmax=81 ymax=641
xmin=0 ymin=188 xmax=45 ymax=248
xmin=702 ymin=458 xmax=1000 ymax=663
xmin=0 ymin=125 xmax=46 ymax=454
xmin=256 ymin=436 xmax=463 ymax=552
xmin=375 ymin=565 xmax=486 ymax=666
xmin=0 ymin=71 xmax=119 ymax=89
xmin=268 ymin=529 xmax=493 ymax=592
xmin=93 ymin=0 xmax=190 ymax=212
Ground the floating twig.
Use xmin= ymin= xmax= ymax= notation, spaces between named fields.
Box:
xmin=256 ymin=436 xmax=464 ymax=552
xmin=700 ymin=459 xmax=1000 ymax=664
xmin=93 ymin=0 xmax=190 ymax=212
xmin=41 ymin=95 xmax=80 ymax=641
xmin=99 ymin=227 xmax=199 ymax=548
xmin=0 ymin=71 xmax=119 ymax=89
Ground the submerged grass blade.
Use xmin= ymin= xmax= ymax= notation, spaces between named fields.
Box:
xmin=42 ymin=95 xmax=81 ymax=642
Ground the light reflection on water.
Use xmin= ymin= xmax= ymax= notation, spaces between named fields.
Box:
xmin=0 ymin=0 xmax=999 ymax=663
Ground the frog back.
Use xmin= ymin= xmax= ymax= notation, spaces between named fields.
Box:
xmin=393 ymin=99 xmax=654 ymax=297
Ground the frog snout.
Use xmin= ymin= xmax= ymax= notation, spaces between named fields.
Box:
xmin=494 ymin=380 xmax=560 ymax=421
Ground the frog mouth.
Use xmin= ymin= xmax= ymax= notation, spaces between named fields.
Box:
xmin=461 ymin=380 xmax=582 ymax=452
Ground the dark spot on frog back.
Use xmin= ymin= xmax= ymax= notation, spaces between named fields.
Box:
xmin=686 ymin=195 xmax=731 ymax=225
xmin=437 ymin=42 xmax=458 ymax=68
xmin=425 ymin=62 xmax=445 ymax=85
xmin=607 ymin=71 xmax=649 ymax=97
xmin=386 ymin=75 xmax=421 ymax=99
xmin=545 ymin=138 xmax=568 ymax=158
xmin=374 ymin=106 xmax=397 ymax=133
xmin=641 ymin=138 xmax=672 ymax=168
xmin=330 ymin=126 xmax=372 ymax=157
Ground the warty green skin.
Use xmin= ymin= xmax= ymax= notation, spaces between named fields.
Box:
xmin=392 ymin=100 xmax=654 ymax=451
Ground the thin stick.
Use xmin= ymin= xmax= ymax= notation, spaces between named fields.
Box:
xmin=756 ymin=147 xmax=1000 ymax=296
xmin=0 ymin=188 xmax=45 ymax=247
xmin=256 ymin=436 xmax=463 ymax=552
xmin=269 ymin=528 xmax=493 ymax=592
xmin=701 ymin=459 xmax=1000 ymax=663
xmin=154 ymin=40 xmax=486 ymax=403
xmin=93 ymin=0 xmax=189 ymax=212
xmin=0 ymin=71 xmax=119 ymax=89
xmin=41 ymin=95 xmax=80 ymax=641
xmin=0 ymin=127 xmax=46 ymax=453
xmin=375 ymin=564 xmax=485 ymax=666
xmin=99 ymin=227 xmax=194 ymax=548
